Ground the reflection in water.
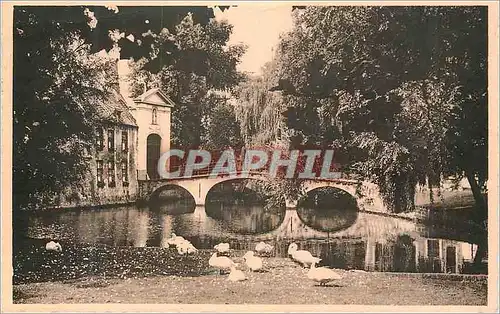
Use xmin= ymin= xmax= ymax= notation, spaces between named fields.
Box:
xmin=205 ymin=203 xmax=285 ymax=234
xmin=132 ymin=210 xmax=149 ymax=247
xmin=297 ymin=207 xmax=358 ymax=232
xmin=25 ymin=202 xmax=483 ymax=274
xmin=298 ymin=187 xmax=358 ymax=211
xmin=150 ymin=196 xmax=196 ymax=215
xmin=159 ymin=215 xmax=174 ymax=248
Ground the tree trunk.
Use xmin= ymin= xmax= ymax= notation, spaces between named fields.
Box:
xmin=465 ymin=169 xmax=488 ymax=267
xmin=13 ymin=210 xmax=29 ymax=244
xmin=12 ymin=209 xmax=30 ymax=271
xmin=472 ymin=241 xmax=487 ymax=270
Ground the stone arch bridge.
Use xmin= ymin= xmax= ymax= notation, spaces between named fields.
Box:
xmin=138 ymin=171 xmax=387 ymax=213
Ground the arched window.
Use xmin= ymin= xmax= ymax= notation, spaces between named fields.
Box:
xmin=152 ymin=108 xmax=158 ymax=125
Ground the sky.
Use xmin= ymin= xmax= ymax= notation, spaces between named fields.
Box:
xmin=213 ymin=4 xmax=294 ymax=75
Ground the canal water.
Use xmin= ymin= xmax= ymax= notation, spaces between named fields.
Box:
xmin=24 ymin=196 xmax=481 ymax=275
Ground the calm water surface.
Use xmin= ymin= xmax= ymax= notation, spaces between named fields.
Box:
xmin=26 ymin=199 xmax=480 ymax=274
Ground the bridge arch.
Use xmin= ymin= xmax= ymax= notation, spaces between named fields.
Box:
xmin=149 ymin=184 xmax=196 ymax=205
xmin=205 ymin=177 xmax=271 ymax=205
xmin=167 ymin=174 xmax=270 ymax=205
xmin=296 ymin=186 xmax=360 ymax=233
xmin=299 ymin=185 xmax=359 ymax=210
xmin=297 ymin=180 xmax=369 ymax=211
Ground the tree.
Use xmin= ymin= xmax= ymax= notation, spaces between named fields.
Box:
xmin=268 ymin=6 xmax=487 ymax=265
xmin=233 ymin=62 xmax=287 ymax=146
xmin=200 ymin=92 xmax=244 ymax=150
xmin=16 ymin=6 xmax=233 ymax=67
xmin=271 ymin=6 xmax=487 ymax=207
xmin=13 ymin=9 xmax=114 ymax=212
xmin=126 ymin=13 xmax=247 ymax=148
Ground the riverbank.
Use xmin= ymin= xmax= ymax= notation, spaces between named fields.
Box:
xmin=13 ymin=241 xmax=487 ymax=305
xmin=13 ymin=257 xmax=487 ymax=305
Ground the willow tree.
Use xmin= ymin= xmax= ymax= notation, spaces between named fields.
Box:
xmin=233 ymin=61 xmax=287 ymax=146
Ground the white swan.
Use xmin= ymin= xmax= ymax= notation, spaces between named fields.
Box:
xmin=45 ymin=241 xmax=62 ymax=252
xmin=176 ymin=240 xmax=198 ymax=255
xmin=209 ymin=252 xmax=236 ymax=274
xmin=214 ymin=242 xmax=230 ymax=255
xmin=228 ymin=265 xmax=247 ymax=282
xmin=242 ymin=251 xmax=263 ymax=272
xmin=255 ymin=242 xmax=274 ymax=256
xmin=166 ymin=233 xmax=185 ymax=247
xmin=307 ymin=261 xmax=341 ymax=286
xmin=288 ymin=243 xmax=321 ymax=268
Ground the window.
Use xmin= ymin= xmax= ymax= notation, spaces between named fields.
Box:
xmin=108 ymin=158 xmax=115 ymax=187
xmin=152 ymin=108 xmax=157 ymax=124
xmin=97 ymin=160 xmax=104 ymax=188
xmin=108 ymin=129 xmax=115 ymax=151
xmin=121 ymin=130 xmax=128 ymax=152
xmin=122 ymin=161 xmax=129 ymax=186
xmin=96 ymin=128 xmax=104 ymax=151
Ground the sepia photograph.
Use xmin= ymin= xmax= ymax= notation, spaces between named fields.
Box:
xmin=1 ymin=1 xmax=498 ymax=312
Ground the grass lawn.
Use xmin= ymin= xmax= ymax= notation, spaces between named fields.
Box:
xmin=13 ymin=256 xmax=487 ymax=305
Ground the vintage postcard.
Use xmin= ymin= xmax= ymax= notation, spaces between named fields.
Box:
xmin=1 ymin=1 xmax=498 ymax=312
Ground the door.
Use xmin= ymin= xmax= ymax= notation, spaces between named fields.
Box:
xmin=147 ymin=134 xmax=161 ymax=180
xmin=446 ymin=246 xmax=457 ymax=273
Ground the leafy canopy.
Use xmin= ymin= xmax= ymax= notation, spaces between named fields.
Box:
xmin=261 ymin=6 xmax=487 ymax=213
xmin=126 ymin=12 xmax=246 ymax=148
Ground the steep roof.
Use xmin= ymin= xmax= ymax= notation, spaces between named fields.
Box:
xmin=133 ymin=88 xmax=175 ymax=108
xmin=96 ymin=89 xmax=137 ymax=127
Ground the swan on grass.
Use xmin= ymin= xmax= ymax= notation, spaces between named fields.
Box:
xmin=208 ymin=252 xmax=236 ymax=275
xmin=228 ymin=265 xmax=248 ymax=282
xmin=214 ymin=242 xmax=230 ymax=255
xmin=242 ymin=251 xmax=263 ymax=272
xmin=176 ymin=240 xmax=198 ymax=255
xmin=287 ymin=243 xmax=321 ymax=268
xmin=166 ymin=233 xmax=185 ymax=247
xmin=255 ymin=242 xmax=274 ymax=256
xmin=164 ymin=233 xmax=197 ymax=255
xmin=45 ymin=241 xmax=62 ymax=252
xmin=307 ymin=261 xmax=341 ymax=286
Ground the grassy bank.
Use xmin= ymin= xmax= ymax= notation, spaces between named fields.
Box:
xmin=13 ymin=238 xmax=214 ymax=285
xmin=13 ymin=241 xmax=487 ymax=305
xmin=13 ymin=257 xmax=487 ymax=305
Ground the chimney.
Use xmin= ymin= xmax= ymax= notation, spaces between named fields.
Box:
xmin=117 ymin=59 xmax=134 ymax=105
